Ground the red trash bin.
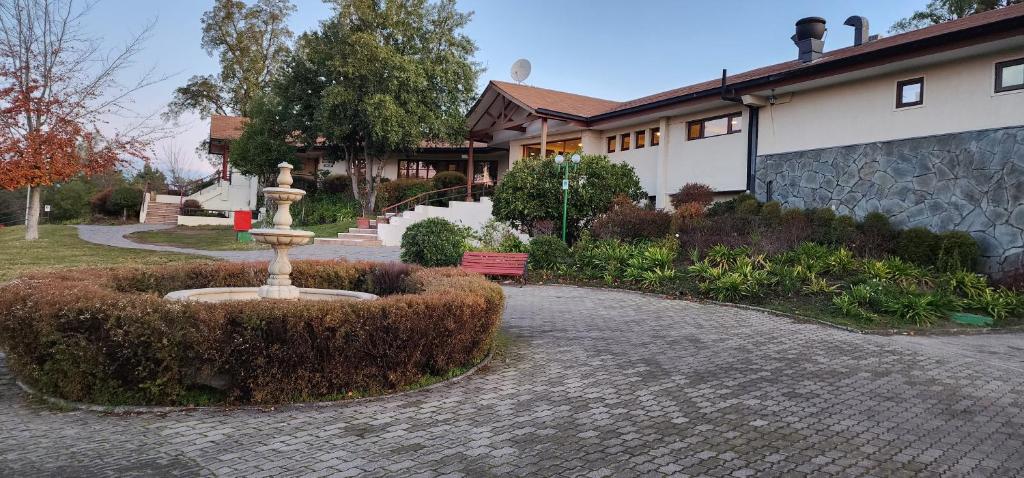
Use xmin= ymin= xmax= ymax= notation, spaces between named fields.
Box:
xmin=233 ymin=210 xmax=252 ymax=231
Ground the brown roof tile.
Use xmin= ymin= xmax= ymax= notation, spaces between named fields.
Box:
xmin=489 ymin=81 xmax=621 ymax=118
xmin=210 ymin=115 xmax=248 ymax=140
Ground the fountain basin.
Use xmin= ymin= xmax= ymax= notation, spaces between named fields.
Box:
xmin=262 ymin=186 xmax=306 ymax=203
xmin=164 ymin=287 xmax=378 ymax=303
xmin=250 ymin=228 xmax=315 ymax=246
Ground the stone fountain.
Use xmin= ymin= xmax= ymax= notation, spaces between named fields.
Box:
xmin=165 ymin=162 xmax=376 ymax=303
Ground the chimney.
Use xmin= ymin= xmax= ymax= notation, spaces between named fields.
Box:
xmin=791 ymin=17 xmax=826 ymax=63
xmin=844 ymin=16 xmax=870 ymax=46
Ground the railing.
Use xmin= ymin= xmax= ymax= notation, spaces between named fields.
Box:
xmin=166 ymin=171 xmax=222 ymax=198
xmin=381 ymin=182 xmax=494 ymax=216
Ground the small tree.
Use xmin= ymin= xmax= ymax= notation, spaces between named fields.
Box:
xmin=492 ymin=154 xmax=645 ymax=242
xmin=0 ymin=0 xmax=158 ymax=240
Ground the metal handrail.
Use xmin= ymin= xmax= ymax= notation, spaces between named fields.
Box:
xmin=381 ymin=182 xmax=494 ymax=216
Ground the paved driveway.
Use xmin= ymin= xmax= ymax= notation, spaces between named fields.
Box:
xmin=2 ymin=286 xmax=1023 ymax=476
xmin=76 ymin=224 xmax=402 ymax=262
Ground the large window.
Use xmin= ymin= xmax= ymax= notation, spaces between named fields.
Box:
xmin=522 ymin=137 xmax=582 ymax=158
xmin=606 ymin=136 xmax=616 ymax=153
xmin=635 ymin=130 xmax=646 ymax=149
xmin=620 ymin=133 xmax=631 ymax=150
xmin=398 ymin=161 xmax=439 ymax=179
xmin=896 ymin=77 xmax=924 ymax=108
xmin=995 ymin=58 xmax=1024 ymax=93
xmin=687 ymin=112 xmax=742 ymax=140
xmin=650 ymin=127 xmax=660 ymax=146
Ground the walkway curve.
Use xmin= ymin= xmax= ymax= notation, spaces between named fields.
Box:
xmin=2 ymin=285 xmax=1024 ymax=476
xmin=76 ymin=224 xmax=402 ymax=262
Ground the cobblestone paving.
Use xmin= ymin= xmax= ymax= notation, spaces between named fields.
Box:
xmin=75 ymin=224 xmax=402 ymax=262
xmin=3 ymin=286 xmax=1024 ymax=477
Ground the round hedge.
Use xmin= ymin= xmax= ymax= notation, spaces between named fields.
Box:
xmin=0 ymin=261 xmax=503 ymax=406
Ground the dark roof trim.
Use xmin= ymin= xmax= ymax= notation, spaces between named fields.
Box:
xmin=587 ymin=15 xmax=1023 ymax=123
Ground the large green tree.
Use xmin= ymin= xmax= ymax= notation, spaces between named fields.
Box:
xmin=233 ymin=0 xmax=480 ymax=215
xmin=167 ymin=0 xmax=295 ymax=119
xmin=890 ymin=0 xmax=1021 ymax=33
xmin=492 ymin=154 xmax=645 ymax=242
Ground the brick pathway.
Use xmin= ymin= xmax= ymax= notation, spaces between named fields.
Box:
xmin=2 ymin=285 xmax=1024 ymax=476
xmin=76 ymin=224 xmax=402 ymax=262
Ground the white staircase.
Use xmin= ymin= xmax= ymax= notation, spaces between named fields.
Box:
xmin=312 ymin=197 xmax=495 ymax=248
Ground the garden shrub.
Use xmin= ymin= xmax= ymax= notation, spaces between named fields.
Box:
xmin=322 ymin=175 xmax=354 ymax=197
xmin=935 ymin=231 xmax=979 ymax=273
xmin=759 ymin=201 xmax=782 ymax=224
xmin=89 ymin=188 xmax=114 ymax=215
xmin=179 ymin=199 xmax=204 ymax=216
xmin=895 ymin=227 xmax=939 ymax=267
xmin=670 ymin=183 xmax=714 ymax=208
xmin=432 ymin=171 xmax=467 ymax=191
xmin=590 ymin=196 xmax=671 ymax=242
xmin=401 ymin=218 xmax=471 ymax=267
xmin=528 ymin=235 xmax=570 ymax=271
xmin=297 ymin=194 xmax=359 ymax=225
xmin=106 ymin=186 xmax=144 ymax=217
xmin=706 ymin=192 xmax=755 ymax=217
xmin=473 ymin=219 xmax=527 ymax=253
xmin=492 ymin=154 xmax=644 ymax=241
xmin=45 ymin=178 xmax=97 ymax=223
xmin=367 ymin=262 xmax=417 ymax=295
xmin=734 ymin=198 xmax=761 ymax=216
xmin=377 ymin=179 xmax=433 ymax=208
xmin=0 ymin=262 xmax=503 ymax=405
xmin=670 ymin=202 xmax=705 ymax=233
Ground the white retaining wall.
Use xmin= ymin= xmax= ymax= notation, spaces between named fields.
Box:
xmin=177 ymin=216 xmax=235 ymax=227
xmin=377 ymin=197 xmax=495 ymax=247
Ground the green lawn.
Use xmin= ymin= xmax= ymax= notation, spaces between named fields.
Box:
xmin=126 ymin=220 xmax=356 ymax=251
xmin=0 ymin=225 xmax=210 ymax=282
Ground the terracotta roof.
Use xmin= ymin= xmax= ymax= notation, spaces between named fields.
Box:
xmin=489 ymin=81 xmax=620 ymax=118
xmin=485 ymin=4 xmax=1024 ymax=120
xmin=210 ymin=115 xmax=248 ymax=140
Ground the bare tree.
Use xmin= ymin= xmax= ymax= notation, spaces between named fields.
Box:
xmin=158 ymin=141 xmax=201 ymax=193
xmin=0 ymin=0 xmax=167 ymax=239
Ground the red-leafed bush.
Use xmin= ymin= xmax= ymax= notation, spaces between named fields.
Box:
xmin=590 ymin=196 xmax=672 ymax=242
xmin=0 ymin=261 xmax=503 ymax=405
xmin=670 ymin=183 xmax=715 ymax=208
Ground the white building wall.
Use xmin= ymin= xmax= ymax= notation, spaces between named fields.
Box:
xmin=184 ymin=168 xmax=259 ymax=212
xmin=664 ymin=106 xmax=750 ymax=193
xmin=377 ymin=197 xmax=497 ymax=247
xmin=600 ymin=121 xmax=662 ymax=196
xmin=758 ymin=49 xmax=1024 ymax=155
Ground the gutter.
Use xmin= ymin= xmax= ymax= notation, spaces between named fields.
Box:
xmin=720 ymin=69 xmax=760 ymax=196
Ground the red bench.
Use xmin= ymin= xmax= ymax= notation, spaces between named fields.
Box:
xmin=460 ymin=252 xmax=528 ymax=283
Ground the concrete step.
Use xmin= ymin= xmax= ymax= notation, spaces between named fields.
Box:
xmin=348 ymin=228 xmax=377 ymax=235
xmin=337 ymin=232 xmax=379 ymax=240
xmin=314 ymin=237 xmax=383 ymax=247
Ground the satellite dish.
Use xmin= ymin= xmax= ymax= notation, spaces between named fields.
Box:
xmin=510 ymin=59 xmax=531 ymax=84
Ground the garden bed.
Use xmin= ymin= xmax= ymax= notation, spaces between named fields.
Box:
xmin=0 ymin=261 xmax=503 ymax=406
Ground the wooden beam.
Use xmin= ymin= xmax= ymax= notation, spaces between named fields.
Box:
xmin=466 ymin=138 xmax=474 ymax=202
xmin=540 ymin=118 xmax=548 ymax=159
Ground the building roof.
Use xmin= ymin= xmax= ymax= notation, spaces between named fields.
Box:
xmin=489 ymin=81 xmax=621 ymax=118
xmin=209 ymin=115 xmax=247 ymax=141
xmin=475 ymin=4 xmax=1024 ymax=125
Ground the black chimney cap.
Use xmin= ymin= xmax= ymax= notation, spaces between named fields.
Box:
xmin=794 ymin=16 xmax=827 ymax=42
xmin=795 ymin=16 xmax=826 ymax=26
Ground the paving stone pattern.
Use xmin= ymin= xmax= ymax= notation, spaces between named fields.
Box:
xmin=754 ymin=125 xmax=1024 ymax=275
xmin=3 ymin=286 xmax=1024 ymax=476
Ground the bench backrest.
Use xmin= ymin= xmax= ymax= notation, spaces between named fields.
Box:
xmin=461 ymin=252 xmax=528 ymax=276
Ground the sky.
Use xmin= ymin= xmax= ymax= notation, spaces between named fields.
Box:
xmin=87 ymin=0 xmax=927 ymax=177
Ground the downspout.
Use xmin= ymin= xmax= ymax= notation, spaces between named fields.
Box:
xmin=720 ymin=69 xmax=759 ymax=196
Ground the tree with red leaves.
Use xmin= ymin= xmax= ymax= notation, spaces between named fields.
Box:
xmin=0 ymin=0 xmax=160 ymax=240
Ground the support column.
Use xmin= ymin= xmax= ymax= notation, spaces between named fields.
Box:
xmin=222 ymin=148 xmax=230 ymax=181
xmin=540 ymin=117 xmax=548 ymax=158
xmin=466 ymin=138 xmax=475 ymax=201
xmin=655 ymin=116 xmax=670 ymax=209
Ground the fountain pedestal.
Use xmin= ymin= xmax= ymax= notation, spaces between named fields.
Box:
xmin=249 ymin=163 xmax=315 ymax=300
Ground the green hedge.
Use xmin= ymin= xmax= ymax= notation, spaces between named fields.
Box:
xmin=401 ymin=218 xmax=471 ymax=267
xmin=0 ymin=261 xmax=503 ymax=405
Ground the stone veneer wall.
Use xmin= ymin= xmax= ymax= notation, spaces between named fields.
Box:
xmin=754 ymin=126 xmax=1024 ymax=275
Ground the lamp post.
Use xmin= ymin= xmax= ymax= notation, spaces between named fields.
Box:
xmin=554 ymin=153 xmax=581 ymax=242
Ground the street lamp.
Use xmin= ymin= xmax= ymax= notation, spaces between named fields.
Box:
xmin=554 ymin=153 xmax=581 ymax=242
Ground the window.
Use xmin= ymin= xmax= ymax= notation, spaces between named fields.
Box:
xmin=650 ymin=127 xmax=660 ymax=146
xmin=896 ymin=77 xmax=924 ymax=108
xmin=398 ymin=161 xmax=438 ymax=179
xmin=686 ymin=112 xmax=742 ymax=140
xmin=620 ymin=133 xmax=631 ymax=150
xmin=995 ymin=58 xmax=1024 ymax=93
xmin=521 ymin=138 xmax=582 ymax=158
xmin=607 ymin=136 xmax=616 ymax=153
xmin=635 ymin=130 xmax=646 ymax=149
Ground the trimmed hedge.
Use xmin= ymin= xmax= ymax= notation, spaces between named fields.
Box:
xmin=401 ymin=217 xmax=471 ymax=267
xmin=0 ymin=261 xmax=503 ymax=405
